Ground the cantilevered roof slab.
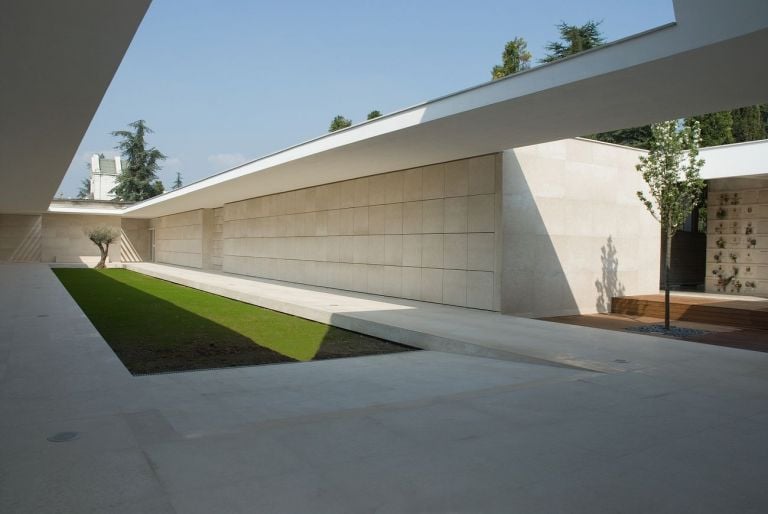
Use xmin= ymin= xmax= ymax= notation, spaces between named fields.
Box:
xmin=123 ymin=0 xmax=768 ymax=219
xmin=0 ymin=0 xmax=151 ymax=214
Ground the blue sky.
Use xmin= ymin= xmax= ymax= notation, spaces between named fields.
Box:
xmin=57 ymin=0 xmax=675 ymax=197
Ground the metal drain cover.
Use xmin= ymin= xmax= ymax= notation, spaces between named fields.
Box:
xmin=47 ymin=431 xmax=79 ymax=443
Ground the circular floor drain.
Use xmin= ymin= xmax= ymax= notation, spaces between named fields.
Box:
xmin=47 ymin=432 xmax=79 ymax=443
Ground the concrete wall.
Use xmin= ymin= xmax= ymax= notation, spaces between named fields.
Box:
xmin=40 ymin=213 xmax=122 ymax=263
xmin=151 ymin=210 xmax=203 ymax=268
xmin=1 ymin=213 xmax=150 ymax=264
xmin=0 ymin=214 xmax=42 ymax=262
xmin=211 ymin=207 xmax=223 ymax=270
xmin=222 ymin=154 xmax=502 ymax=310
xmin=706 ymin=177 xmax=768 ymax=296
xmin=501 ymin=139 xmax=661 ymax=317
xmin=121 ymin=218 xmax=150 ymax=262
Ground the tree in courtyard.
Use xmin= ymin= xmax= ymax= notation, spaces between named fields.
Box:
xmin=86 ymin=226 xmax=120 ymax=269
xmin=541 ymin=20 xmax=604 ymax=63
xmin=329 ymin=115 xmax=352 ymax=132
xmin=636 ymin=120 xmax=705 ymax=330
xmin=111 ymin=120 xmax=166 ymax=201
xmin=491 ymin=37 xmax=532 ymax=79
xmin=172 ymin=172 xmax=183 ymax=190
xmin=367 ymin=110 xmax=382 ymax=120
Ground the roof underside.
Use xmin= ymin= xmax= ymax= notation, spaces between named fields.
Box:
xmin=122 ymin=0 xmax=768 ymax=219
xmin=0 ymin=0 xmax=150 ymax=214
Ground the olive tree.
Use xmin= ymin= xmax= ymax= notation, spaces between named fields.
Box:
xmin=87 ymin=226 xmax=120 ymax=269
xmin=636 ymin=120 xmax=705 ymax=329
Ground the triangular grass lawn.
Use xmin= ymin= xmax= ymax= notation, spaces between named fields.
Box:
xmin=53 ymin=268 xmax=413 ymax=374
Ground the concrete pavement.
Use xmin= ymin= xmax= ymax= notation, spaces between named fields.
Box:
xmin=1 ymin=262 xmax=768 ymax=513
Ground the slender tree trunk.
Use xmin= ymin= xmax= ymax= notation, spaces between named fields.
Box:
xmin=664 ymin=231 xmax=672 ymax=330
xmin=96 ymin=242 xmax=108 ymax=269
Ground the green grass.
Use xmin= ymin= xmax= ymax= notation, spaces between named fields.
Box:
xmin=53 ymin=268 xmax=413 ymax=374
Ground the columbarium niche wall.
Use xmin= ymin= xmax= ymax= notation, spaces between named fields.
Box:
xmin=706 ymin=178 xmax=768 ymax=297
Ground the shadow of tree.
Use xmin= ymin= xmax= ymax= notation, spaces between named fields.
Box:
xmin=595 ymin=236 xmax=625 ymax=313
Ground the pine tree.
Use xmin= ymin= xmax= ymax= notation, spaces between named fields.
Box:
xmin=172 ymin=172 xmax=183 ymax=190
xmin=541 ymin=20 xmax=604 ymax=63
xmin=367 ymin=110 xmax=382 ymax=120
xmin=77 ymin=176 xmax=91 ymax=199
xmin=491 ymin=37 xmax=532 ymax=79
xmin=111 ymin=120 xmax=166 ymax=202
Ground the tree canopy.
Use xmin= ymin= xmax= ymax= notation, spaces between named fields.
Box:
xmin=329 ymin=115 xmax=352 ymax=132
xmin=77 ymin=176 xmax=91 ymax=199
xmin=541 ymin=20 xmax=604 ymax=63
xmin=686 ymin=111 xmax=734 ymax=147
xmin=111 ymin=120 xmax=166 ymax=202
xmin=732 ymin=105 xmax=766 ymax=142
xmin=491 ymin=37 xmax=532 ymax=79
xmin=367 ymin=110 xmax=382 ymax=120
xmin=172 ymin=172 xmax=183 ymax=190
xmin=636 ymin=120 xmax=705 ymax=330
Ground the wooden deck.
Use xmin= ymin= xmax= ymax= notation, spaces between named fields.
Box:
xmin=611 ymin=293 xmax=768 ymax=331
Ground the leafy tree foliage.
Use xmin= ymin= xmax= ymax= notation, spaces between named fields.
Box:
xmin=538 ymin=20 xmax=651 ymax=148
xmin=732 ymin=105 xmax=766 ymax=142
xmin=172 ymin=172 xmax=183 ymax=190
xmin=636 ymin=120 xmax=705 ymax=329
xmin=591 ymin=126 xmax=652 ymax=149
xmin=686 ymin=111 xmax=734 ymax=147
xmin=684 ymin=106 xmax=766 ymax=147
xmin=491 ymin=37 xmax=532 ymax=79
xmin=87 ymin=226 xmax=120 ymax=269
xmin=541 ymin=20 xmax=604 ymax=63
xmin=111 ymin=120 xmax=166 ymax=201
xmin=367 ymin=110 xmax=382 ymax=120
xmin=329 ymin=115 xmax=352 ymax=132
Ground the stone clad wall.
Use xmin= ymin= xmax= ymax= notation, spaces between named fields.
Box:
xmin=222 ymin=154 xmax=502 ymax=310
xmin=0 ymin=214 xmax=42 ymax=262
xmin=41 ymin=214 xmax=121 ymax=263
xmin=121 ymin=218 xmax=150 ymax=262
xmin=211 ymin=208 xmax=223 ymax=270
xmin=151 ymin=210 xmax=203 ymax=268
xmin=706 ymin=178 xmax=768 ymax=297
xmin=501 ymin=139 xmax=661 ymax=317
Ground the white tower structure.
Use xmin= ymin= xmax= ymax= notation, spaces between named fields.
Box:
xmin=89 ymin=154 xmax=123 ymax=200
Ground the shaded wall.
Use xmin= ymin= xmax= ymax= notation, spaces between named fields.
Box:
xmin=121 ymin=218 xmax=150 ymax=262
xmin=662 ymin=230 xmax=706 ymax=288
xmin=501 ymin=139 xmax=660 ymax=317
xmin=0 ymin=213 xmax=149 ymax=265
xmin=41 ymin=213 xmax=121 ymax=263
xmin=706 ymin=177 xmax=768 ymax=296
xmin=0 ymin=214 xmax=42 ymax=261
xmin=151 ymin=210 xmax=203 ymax=268
xmin=222 ymin=155 xmax=502 ymax=309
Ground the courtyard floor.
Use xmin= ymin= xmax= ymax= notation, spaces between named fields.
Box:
xmin=1 ymin=263 xmax=768 ymax=513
